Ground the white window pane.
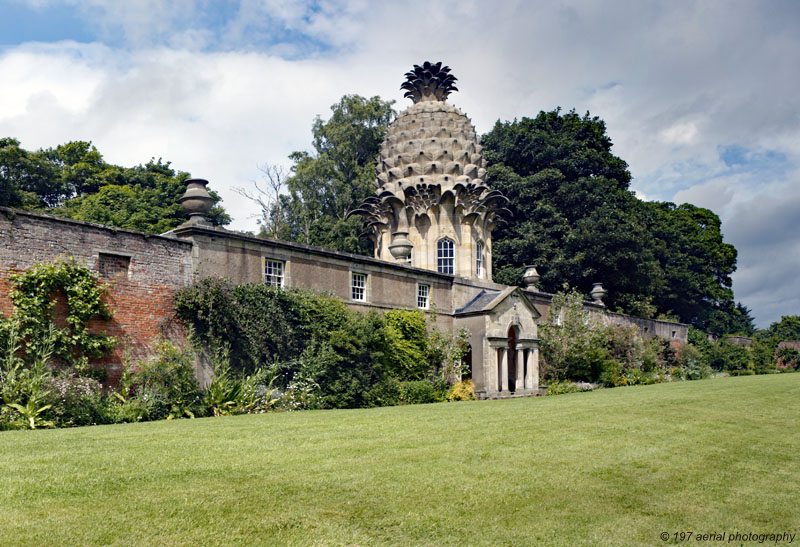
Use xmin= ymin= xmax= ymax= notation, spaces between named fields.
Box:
xmin=417 ymin=284 xmax=429 ymax=309
xmin=265 ymin=259 xmax=284 ymax=287
xmin=437 ymin=239 xmax=454 ymax=274
xmin=351 ymin=273 xmax=366 ymax=301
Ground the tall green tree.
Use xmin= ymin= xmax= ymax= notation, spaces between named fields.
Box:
xmin=644 ymin=201 xmax=745 ymax=333
xmin=483 ymin=109 xmax=662 ymax=314
xmin=41 ymin=141 xmax=105 ymax=197
xmin=0 ymin=138 xmax=60 ymax=208
xmin=275 ymin=95 xmax=395 ymax=254
xmin=55 ymin=160 xmax=229 ymax=232
xmin=762 ymin=315 xmax=800 ymax=341
xmin=0 ymin=138 xmax=229 ymax=233
xmin=482 ymin=109 xmax=743 ymax=335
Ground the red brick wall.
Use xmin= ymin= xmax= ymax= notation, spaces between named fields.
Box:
xmin=0 ymin=208 xmax=193 ymax=384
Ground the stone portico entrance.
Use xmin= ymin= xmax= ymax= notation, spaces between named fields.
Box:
xmin=455 ymin=286 xmax=541 ymax=399
xmin=488 ymin=329 xmax=539 ymax=397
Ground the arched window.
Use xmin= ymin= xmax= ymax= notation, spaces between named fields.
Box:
xmin=475 ymin=241 xmax=483 ymax=278
xmin=437 ymin=238 xmax=454 ymax=274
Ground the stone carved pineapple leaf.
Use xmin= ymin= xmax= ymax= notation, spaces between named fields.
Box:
xmin=401 ymin=61 xmax=459 ymax=103
xmin=401 ymin=184 xmax=439 ymax=221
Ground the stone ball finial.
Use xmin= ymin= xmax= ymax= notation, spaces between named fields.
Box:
xmin=179 ymin=178 xmax=215 ymax=226
xmin=400 ymin=61 xmax=458 ymax=103
xmin=521 ymin=265 xmax=541 ymax=290
xmin=590 ymin=282 xmax=607 ymax=306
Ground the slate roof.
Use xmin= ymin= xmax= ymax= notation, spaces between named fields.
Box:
xmin=455 ymin=290 xmax=502 ymax=314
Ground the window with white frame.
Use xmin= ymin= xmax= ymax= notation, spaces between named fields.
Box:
xmin=476 ymin=241 xmax=483 ymax=278
xmin=351 ymin=272 xmax=367 ymax=301
xmin=437 ymin=238 xmax=454 ymax=274
xmin=417 ymin=283 xmax=430 ymax=309
xmin=265 ymin=259 xmax=285 ymax=287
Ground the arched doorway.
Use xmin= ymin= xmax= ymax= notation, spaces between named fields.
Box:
xmin=508 ymin=326 xmax=517 ymax=392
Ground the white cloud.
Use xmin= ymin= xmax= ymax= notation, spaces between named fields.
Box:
xmin=660 ymin=121 xmax=698 ymax=146
xmin=2 ymin=0 xmax=800 ymax=327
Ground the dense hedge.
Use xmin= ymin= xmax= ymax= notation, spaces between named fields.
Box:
xmin=1 ymin=268 xmax=473 ymax=430
xmin=541 ymin=290 xmax=797 ymax=395
xmin=174 ymin=277 xmax=468 ymax=410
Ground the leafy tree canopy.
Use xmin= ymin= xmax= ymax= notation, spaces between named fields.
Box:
xmin=761 ymin=315 xmax=800 ymax=341
xmin=483 ymin=109 xmax=747 ymax=335
xmin=0 ymin=137 xmax=229 ymax=233
xmin=273 ymin=95 xmax=395 ymax=254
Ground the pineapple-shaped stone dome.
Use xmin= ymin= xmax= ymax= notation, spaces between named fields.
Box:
xmin=351 ymin=62 xmax=509 ymax=280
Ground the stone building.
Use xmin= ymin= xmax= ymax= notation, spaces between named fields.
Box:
xmin=167 ymin=62 xmax=687 ymax=398
xmin=0 ymin=62 xmax=688 ymax=397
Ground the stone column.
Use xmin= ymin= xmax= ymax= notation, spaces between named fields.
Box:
xmin=515 ymin=349 xmax=525 ymax=393
xmin=524 ymin=349 xmax=532 ymax=390
xmin=500 ymin=348 xmax=509 ymax=393
xmin=529 ymin=347 xmax=540 ymax=392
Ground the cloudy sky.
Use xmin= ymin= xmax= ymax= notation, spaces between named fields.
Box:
xmin=1 ymin=0 xmax=798 ymax=328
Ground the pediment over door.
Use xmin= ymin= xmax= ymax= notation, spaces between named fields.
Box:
xmin=455 ymin=286 xmax=539 ymax=340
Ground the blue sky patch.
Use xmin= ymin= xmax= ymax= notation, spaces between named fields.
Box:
xmin=719 ymin=144 xmax=789 ymax=174
xmin=0 ymin=1 xmax=334 ymax=58
xmin=0 ymin=2 xmax=93 ymax=46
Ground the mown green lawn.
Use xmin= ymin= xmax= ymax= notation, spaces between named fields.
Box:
xmin=1 ymin=374 xmax=798 ymax=546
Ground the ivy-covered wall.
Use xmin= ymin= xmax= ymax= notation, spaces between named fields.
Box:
xmin=0 ymin=208 xmax=193 ymax=382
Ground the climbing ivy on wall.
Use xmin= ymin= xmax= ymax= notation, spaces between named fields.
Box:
xmin=174 ymin=277 xmax=469 ymax=409
xmin=8 ymin=259 xmax=116 ymax=371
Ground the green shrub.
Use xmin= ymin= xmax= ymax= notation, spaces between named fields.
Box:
xmin=0 ymin=318 xmax=57 ymax=430
xmin=776 ymin=346 xmax=800 ymax=371
xmin=116 ymin=341 xmax=201 ymax=422
xmin=383 ymin=309 xmax=429 ymax=380
xmin=708 ymin=340 xmax=749 ymax=372
xmin=311 ymin=312 xmax=395 ymax=409
xmin=447 ymin=379 xmax=476 ymax=401
xmin=622 ymin=368 xmax=659 ymax=386
xmin=203 ymin=348 xmax=277 ymax=416
xmin=48 ymin=373 xmax=114 ymax=427
xmin=240 ymin=366 xmax=279 ymax=413
xmin=110 ymin=396 xmax=155 ymax=423
xmin=176 ymin=280 xmax=476 ymax=411
xmin=364 ymin=377 xmax=402 ymax=407
xmin=539 ymin=290 xmax=665 ymax=387
xmin=546 ymin=381 xmax=595 ymax=396
xmin=430 ymin=377 xmax=450 ymax=401
xmin=539 ymin=289 xmax=600 ymax=382
xmin=681 ymin=359 xmax=712 ymax=380
xmin=275 ymin=376 xmax=321 ymax=411
xmin=599 ymin=358 xmax=624 ymax=387
xmin=677 ymin=344 xmax=712 ymax=380
xmin=403 ymin=380 xmax=437 ymax=404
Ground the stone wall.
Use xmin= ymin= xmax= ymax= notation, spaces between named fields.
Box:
xmin=523 ymin=289 xmax=688 ymax=343
xmin=0 ymin=207 xmax=689 ymax=388
xmin=0 ymin=208 xmax=193 ymax=382
xmin=172 ymin=224 xmax=457 ymax=330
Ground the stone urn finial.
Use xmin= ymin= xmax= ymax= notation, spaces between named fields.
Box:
xmin=179 ymin=178 xmax=214 ymax=226
xmin=388 ymin=231 xmax=413 ymax=262
xmin=521 ymin=265 xmax=540 ymax=290
xmin=590 ymin=282 xmax=607 ymax=306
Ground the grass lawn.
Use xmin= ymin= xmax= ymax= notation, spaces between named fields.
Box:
xmin=1 ymin=374 xmax=798 ymax=546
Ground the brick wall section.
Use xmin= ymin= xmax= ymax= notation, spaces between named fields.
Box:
xmin=0 ymin=208 xmax=193 ymax=383
xmin=776 ymin=341 xmax=800 ymax=370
